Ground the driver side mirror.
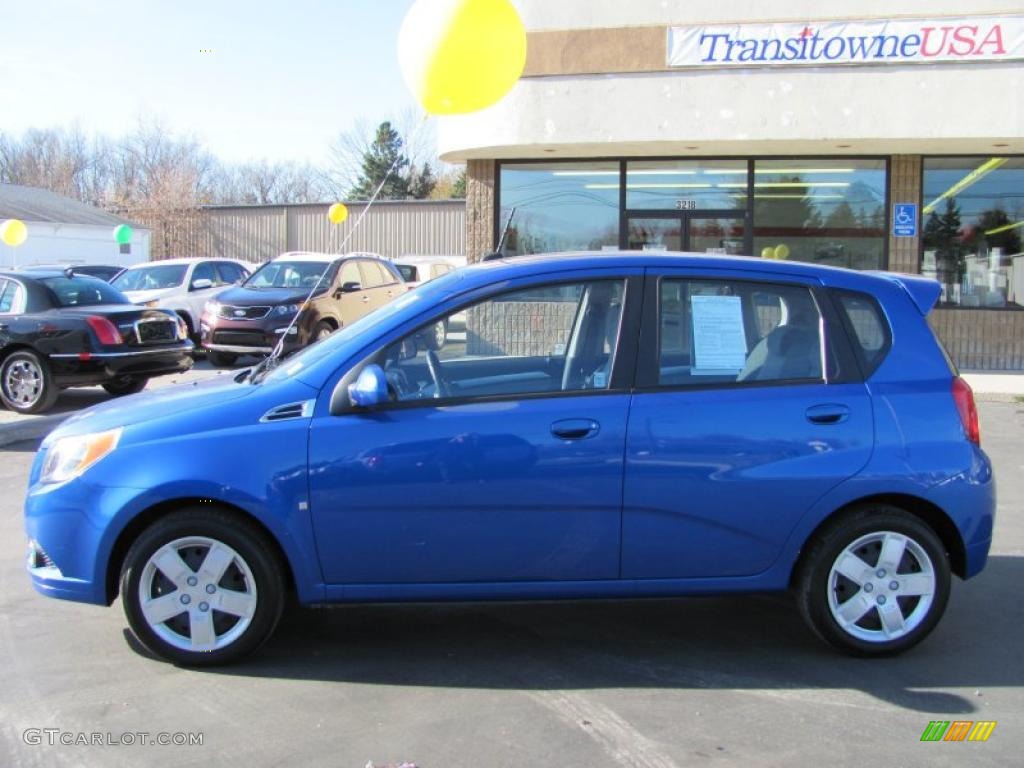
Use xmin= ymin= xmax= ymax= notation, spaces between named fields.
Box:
xmin=340 ymin=281 xmax=362 ymax=293
xmin=348 ymin=364 xmax=388 ymax=408
xmin=191 ymin=278 xmax=213 ymax=291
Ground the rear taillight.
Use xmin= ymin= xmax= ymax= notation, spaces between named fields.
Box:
xmin=85 ymin=315 xmax=123 ymax=346
xmin=952 ymin=376 xmax=980 ymax=445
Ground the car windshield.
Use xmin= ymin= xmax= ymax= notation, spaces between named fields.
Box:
xmin=112 ymin=265 xmax=187 ymax=291
xmin=41 ymin=276 xmax=130 ymax=307
xmin=245 ymin=260 xmax=338 ymax=290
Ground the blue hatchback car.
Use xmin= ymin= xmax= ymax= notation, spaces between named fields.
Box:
xmin=24 ymin=253 xmax=994 ymax=665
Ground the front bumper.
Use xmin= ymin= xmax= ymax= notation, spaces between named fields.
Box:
xmin=200 ymin=318 xmax=305 ymax=355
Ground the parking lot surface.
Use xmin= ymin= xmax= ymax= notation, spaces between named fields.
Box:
xmin=1 ymin=400 xmax=1021 ymax=767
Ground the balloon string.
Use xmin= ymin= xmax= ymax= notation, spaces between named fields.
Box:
xmin=262 ymin=112 xmax=432 ymax=365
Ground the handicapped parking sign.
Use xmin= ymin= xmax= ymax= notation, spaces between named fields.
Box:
xmin=893 ymin=203 xmax=917 ymax=237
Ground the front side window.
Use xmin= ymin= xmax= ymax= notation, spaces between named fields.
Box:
xmin=338 ymin=261 xmax=362 ymax=288
xmin=922 ymin=157 xmax=1024 ymax=309
xmin=112 ymin=264 xmax=187 ymax=292
xmin=215 ymin=262 xmax=246 ymax=284
xmin=658 ymin=278 xmax=824 ymax=387
xmin=191 ymin=262 xmax=216 ymax=287
xmin=376 ymin=280 xmax=626 ymax=403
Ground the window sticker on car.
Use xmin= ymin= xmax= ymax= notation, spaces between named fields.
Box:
xmin=691 ymin=294 xmax=747 ymax=374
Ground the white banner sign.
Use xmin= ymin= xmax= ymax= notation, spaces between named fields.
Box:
xmin=668 ymin=16 xmax=1024 ymax=68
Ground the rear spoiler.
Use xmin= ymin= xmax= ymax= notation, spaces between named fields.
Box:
xmin=868 ymin=272 xmax=942 ymax=315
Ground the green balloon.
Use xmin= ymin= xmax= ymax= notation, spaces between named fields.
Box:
xmin=114 ymin=224 xmax=133 ymax=245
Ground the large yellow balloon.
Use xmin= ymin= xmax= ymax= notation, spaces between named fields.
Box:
xmin=774 ymin=244 xmax=791 ymax=260
xmin=328 ymin=203 xmax=349 ymax=224
xmin=398 ymin=0 xmax=527 ymax=116
xmin=0 ymin=219 xmax=28 ymax=247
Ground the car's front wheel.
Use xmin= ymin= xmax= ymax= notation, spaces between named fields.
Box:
xmin=0 ymin=349 xmax=59 ymax=414
xmin=120 ymin=508 xmax=285 ymax=666
xmin=796 ymin=505 xmax=950 ymax=656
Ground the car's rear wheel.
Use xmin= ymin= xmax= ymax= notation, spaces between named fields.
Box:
xmin=796 ymin=505 xmax=950 ymax=656
xmin=422 ymin=320 xmax=447 ymax=351
xmin=102 ymin=376 xmax=149 ymax=396
xmin=0 ymin=349 xmax=59 ymax=414
xmin=120 ymin=508 xmax=285 ymax=666
xmin=206 ymin=350 xmax=238 ymax=367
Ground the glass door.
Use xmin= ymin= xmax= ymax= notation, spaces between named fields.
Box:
xmin=626 ymin=215 xmax=746 ymax=254
xmin=626 ymin=217 xmax=683 ymax=251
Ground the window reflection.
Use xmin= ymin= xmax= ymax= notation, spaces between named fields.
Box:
xmin=922 ymin=157 xmax=1024 ymax=309
xmin=626 ymin=160 xmax=747 ymax=210
xmin=752 ymin=159 xmax=886 ymax=270
xmin=499 ymin=163 xmax=620 ymax=255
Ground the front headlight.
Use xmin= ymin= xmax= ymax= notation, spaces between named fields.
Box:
xmin=272 ymin=304 xmax=300 ymax=317
xmin=204 ymin=301 xmax=221 ymax=317
xmin=40 ymin=428 xmax=122 ymax=484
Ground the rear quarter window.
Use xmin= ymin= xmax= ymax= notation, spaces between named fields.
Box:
xmin=831 ymin=290 xmax=891 ymax=377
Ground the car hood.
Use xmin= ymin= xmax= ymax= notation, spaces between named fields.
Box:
xmin=121 ymin=287 xmax=177 ymax=304
xmin=45 ymin=375 xmax=256 ymax=441
xmin=215 ymin=285 xmax=316 ymax=306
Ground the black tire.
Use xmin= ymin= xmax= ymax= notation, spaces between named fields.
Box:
xmin=102 ymin=376 xmax=149 ymax=396
xmin=795 ymin=505 xmax=951 ymax=656
xmin=0 ymin=349 xmax=60 ymax=414
xmin=120 ymin=507 xmax=286 ymax=666
xmin=313 ymin=320 xmax=336 ymax=342
xmin=206 ymin=350 xmax=238 ymax=367
xmin=421 ymin=320 xmax=447 ymax=352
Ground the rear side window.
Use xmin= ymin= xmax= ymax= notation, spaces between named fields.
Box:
xmin=658 ymin=278 xmax=824 ymax=387
xmin=0 ymin=279 xmax=15 ymax=312
xmin=41 ymin=276 xmax=128 ymax=307
xmin=832 ymin=290 xmax=891 ymax=377
xmin=357 ymin=261 xmax=386 ymax=288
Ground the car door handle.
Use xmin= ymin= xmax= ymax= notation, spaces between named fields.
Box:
xmin=806 ymin=404 xmax=850 ymax=425
xmin=360 ymin=296 xmax=370 ymax=303
xmin=551 ymin=419 xmax=600 ymax=440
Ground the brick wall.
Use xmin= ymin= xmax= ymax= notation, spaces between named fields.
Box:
xmin=888 ymin=155 xmax=922 ymax=275
xmin=467 ymin=300 xmax=578 ymax=356
xmin=466 ymin=160 xmax=495 ymax=264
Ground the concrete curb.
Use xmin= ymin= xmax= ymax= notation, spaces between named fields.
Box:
xmin=0 ymin=414 xmax=67 ymax=449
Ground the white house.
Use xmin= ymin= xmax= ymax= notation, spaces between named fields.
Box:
xmin=0 ymin=184 xmax=150 ymax=270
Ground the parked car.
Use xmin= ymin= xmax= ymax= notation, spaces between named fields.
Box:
xmin=19 ymin=264 xmax=126 ymax=282
xmin=392 ymin=255 xmax=463 ymax=286
xmin=391 ymin=256 xmax=467 ymax=350
xmin=112 ymin=258 xmax=250 ymax=342
xmin=199 ymin=251 xmax=403 ymax=367
xmin=0 ymin=270 xmax=193 ymax=413
xmin=23 ymin=253 xmax=993 ymax=666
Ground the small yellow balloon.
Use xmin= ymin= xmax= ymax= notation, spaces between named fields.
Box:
xmin=760 ymin=246 xmax=775 ymax=259
xmin=328 ymin=203 xmax=349 ymax=225
xmin=398 ymin=0 xmax=527 ymax=116
xmin=1 ymin=219 xmax=28 ymax=247
xmin=774 ymin=244 xmax=790 ymax=260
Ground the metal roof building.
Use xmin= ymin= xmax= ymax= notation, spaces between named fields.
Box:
xmin=0 ymin=184 xmax=149 ymax=269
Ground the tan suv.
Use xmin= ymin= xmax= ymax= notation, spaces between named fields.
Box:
xmin=199 ymin=252 xmax=404 ymax=366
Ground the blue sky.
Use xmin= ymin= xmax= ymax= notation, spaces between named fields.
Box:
xmin=0 ymin=0 xmax=420 ymax=163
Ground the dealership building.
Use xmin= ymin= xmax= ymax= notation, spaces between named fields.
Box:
xmin=438 ymin=0 xmax=1024 ymax=370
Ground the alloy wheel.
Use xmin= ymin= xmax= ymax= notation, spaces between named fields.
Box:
xmin=138 ymin=536 xmax=258 ymax=652
xmin=3 ymin=358 xmax=43 ymax=407
xmin=826 ymin=531 xmax=936 ymax=643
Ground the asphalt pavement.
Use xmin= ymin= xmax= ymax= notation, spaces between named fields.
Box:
xmin=0 ymin=402 xmax=1021 ymax=767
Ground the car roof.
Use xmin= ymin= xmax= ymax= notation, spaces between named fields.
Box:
xmin=271 ymin=251 xmax=341 ymax=263
xmin=120 ymin=257 xmax=242 ymax=268
xmin=453 ymin=251 xmax=914 ymax=296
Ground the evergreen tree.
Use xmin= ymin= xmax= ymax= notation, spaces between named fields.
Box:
xmin=408 ymin=162 xmax=437 ymax=199
xmin=350 ymin=121 xmax=410 ymax=200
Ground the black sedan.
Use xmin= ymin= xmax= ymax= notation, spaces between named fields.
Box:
xmin=0 ymin=270 xmax=194 ymax=414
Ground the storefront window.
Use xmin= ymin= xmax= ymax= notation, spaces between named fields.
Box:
xmin=625 ymin=159 xmax=747 ymax=211
xmin=752 ymin=159 xmax=886 ymax=271
xmin=922 ymin=157 xmax=1024 ymax=309
xmin=498 ymin=162 xmax=620 ymax=255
